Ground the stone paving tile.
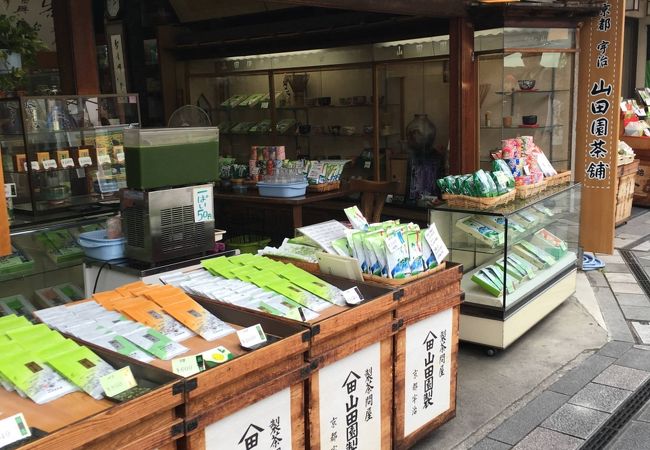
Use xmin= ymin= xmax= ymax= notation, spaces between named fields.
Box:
xmin=594 ymin=288 xmax=635 ymax=342
xmin=606 ymin=421 xmax=650 ymax=450
xmin=593 ymin=364 xmax=650 ymax=391
xmin=488 ymin=391 xmax=569 ymax=445
xmin=471 ymin=438 xmax=513 ymax=450
xmin=541 ymin=403 xmax=610 ymax=439
xmin=631 ymin=322 xmax=650 ymax=345
xmin=633 ymin=241 xmax=650 ymax=252
xmin=636 ymin=400 xmax=650 ymax=423
xmin=512 ymin=428 xmax=583 ymax=450
xmin=616 ymin=347 xmax=650 ymax=371
xmin=598 ymin=341 xmax=634 ymax=358
xmin=568 ymin=383 xmax=631 ymax=413
xmin=621 ymin=306 xmax=650 ymax=321
xmin=609 ymin=283 xmax=645 ymax=295
xmin=616 ymin=293 xmax=650 ymax=307
xmin=603 ymin=263 xmax=633 ymax=273
xmin=605 ymin=273 xmax=638 ymax=284
xmin=549 ymin=354 xmax=616 ymax=396
xmin=586 ymin=271 xmax=609 ymax=287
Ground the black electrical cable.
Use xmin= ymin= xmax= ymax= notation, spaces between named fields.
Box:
xmin=92 ymin=261 xmax=111 ymax=294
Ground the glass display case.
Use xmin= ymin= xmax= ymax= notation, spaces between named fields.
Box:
xmin=0 ymin=94 xmax=140 ymax=215
xmin=476 ymin=28 xmax=576 ymax=172
xmin=429 ymin=183 xmax=581 ymax=352
xmin=0 ymin=214 xmax=112 ymax=319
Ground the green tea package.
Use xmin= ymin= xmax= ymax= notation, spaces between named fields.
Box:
xmin=266 ymin=279 xmax=333 ymax=311
xmin=350 ymin=231 xmax=369 ymax=273
xmin=456 ymin=216 xmax=504 ymax=248
xmin=486 ymin=265 xmax=515 ymax=294
xmin=122 ymin=326 xmax=188 ymax=360
xmin=367 ymin=233 xmax=389 ymax=277
xmin=492 ymin=160 xmax=516 ymax=189
xmin=384 ymin=230 xmax=411 ymax=279
xmin=507 ymin=254 xmax=538 ymax=279
xmin=90 ymin=334 xmax=154 ymax=363
xmin=490 ymin=171 xmax=511 ymax=195
xmin=495 ymin=258 xmax=526 ymax=283
xmin=472 ymin=170 xmax=494 ymax=197
xmin=362 ymin=231 xmax=385 ymax=276
xmin=406 ymin=231 xmax=425 ymax=275
xmin=332 ymin=237 xmax=352 ymax=257
xmin=0 ymin=351 xmax=78 ymax=404
xmin=471 ymin=270 xmax=501 ymax=297
xmin=48 ymin=346 xmax=116 ymax=400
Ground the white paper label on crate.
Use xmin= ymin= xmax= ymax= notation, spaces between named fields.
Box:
xmin=237 ymin=324 xmax=267 ymax=349
xmin=97 ymin=154 xmax=112 ymax=165
xmin=403 ymin=308 xmax=453 ymax=436
xmin=171 ymin=354 xmax=204 ymax=377
xmin=424 ymin=224 xmax=449 ymax=264
xmin=0 ymin=413 xmax=31 ymax=447
xmin=78 ymin=156 xmax=93 ymax=167
xmin=30 ymin=161 xmax=40 ymax=171
xmin=204 ymin=387 xmax=292 ymax=450
xmin=193 ymin=186 xmax=214 ymax=222
xmin=61 ymin=158 xmax=75 ymax=168
xmin=42 ymin=159 xmax=57 ymax=170
xmin=318 ymin=341 xmax=381 ymax=450
xmin=100 ymin=366 xmax=137 ymax=397
xmin=341 ymin=286 xmax=364 ymax=305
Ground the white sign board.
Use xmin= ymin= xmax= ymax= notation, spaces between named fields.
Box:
xmin=319 ymin=342 xmax=381 ymax=450
xmin=193 ymin=186 xmax=214 ymax=222
xmin=204 ymin=387 xmax=292 ymax=450
xmin=403 ymin=308 xmax=453 ymax=436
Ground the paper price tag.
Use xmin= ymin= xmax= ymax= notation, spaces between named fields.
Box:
xmin=61 ymin=157 xmax=75 ymax=168
xmin=171 ymin=354 xmax=205 ymax=377
xmin=0 ymin=413 xmax=31 ymax=447
xmin=5 ymin=183 xmax=16 ymax=198
xmin=425 ymin=224 xmax=449 ymax=264
xmin=260 ymin=101 xmax=269 ymax=109
xmin=201 ymin=345 xmax=234 ymax=364
xmin=385 ymin=235 xmax=402 ymax=254
xmin=341 ymin=286 xmax=364 ymax=305
xmin=116 ymin=152 xmax=125 ymax=163
xmin=97 ymin=154 xmax=112 ymax=165
xmin=100 ymin=366 xmax=137 ymax=397
xmin=42 ymin=159 xmax=58 ymax=170
xmin=30 ymin=161 xmax=40 ymax=171
xmin=78 ymin=156 xmax=93 ymax=167
xmin=364 ymin=161 xmax=371 ymax=169
xmin=237 ymin=324 xmax=267 ymax=349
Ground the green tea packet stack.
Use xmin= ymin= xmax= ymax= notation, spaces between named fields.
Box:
xmin=471 ymin=265 xmax=516 ymax=298
xmin=456 ymin=217 xmax=504 ymax=248
xmin=531 ymin=229 xmax=568 ymax=259
xmin=48 ymin=346 xmax=116 ymax=400
xmin=513 ymin=241 xmax=556 ymax=269
xmin=121 ymin=325 xmax=188 ymax=360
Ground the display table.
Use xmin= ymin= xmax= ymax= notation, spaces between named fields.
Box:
xmin=214 ymin=188 xmax=350 ymax=244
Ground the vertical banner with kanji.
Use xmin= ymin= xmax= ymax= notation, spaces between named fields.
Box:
xmin=575 ymin=1 xmax=625 ymax=253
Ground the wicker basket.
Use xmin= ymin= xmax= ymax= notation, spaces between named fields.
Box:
xmin=362 ymin=262 xmax=446 ymax=286
xmin=516 ymin=179 xmax=548 ymax=199
xmin=617 ymin=154 xmax=635 ymax=166
xmin=545 ymin=171 xmax=572 ymax=187
xmin=442 ymin=189 xmax=516 ymax=210
xmin=307 ymin=181 xmax=341 ymax=192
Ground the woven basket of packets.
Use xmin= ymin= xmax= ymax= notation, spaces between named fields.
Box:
xmin=545 ymin=171 xmax=572 ymax=187
xmin=438 ymin=166 xmax=516 ymax=211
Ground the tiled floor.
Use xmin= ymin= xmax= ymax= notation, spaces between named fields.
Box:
xmin=470 ymin=209 xmax=650 ymax=449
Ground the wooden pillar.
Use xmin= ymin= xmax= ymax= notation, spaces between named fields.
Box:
xmin=449 ymin=17 xmax=477 ymax=174
xmin=52 ymin=0 xmax=100 ymax=94
xmin=158 ymin=25 xmax=180 ymax=125
xmin=575 ymin=1 xmax=625 ymax=254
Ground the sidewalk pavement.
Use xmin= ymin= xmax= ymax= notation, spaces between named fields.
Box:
xmin=416 ymin=208 xmax=650 ymax=449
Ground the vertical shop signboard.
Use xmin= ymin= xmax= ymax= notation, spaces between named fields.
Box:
xmin=318 ymin=342 xmax=382 ymax=450
xmin=403 ymin=309 xmax=453 ymax=436
xmin=575 ymin=1 xmax=625 ymax=253
xmin=204 ymin=388 xmax=293 ymax=450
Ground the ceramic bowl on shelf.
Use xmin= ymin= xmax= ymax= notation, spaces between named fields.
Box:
xmin=522 ymin=115 xmax=538 ymax=125
xmin=317 ymin=97 xmax=331 ymax=106
xmin=518 ymin=80 xmax=536 ymax=90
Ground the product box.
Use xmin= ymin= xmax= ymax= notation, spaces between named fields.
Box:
xmin=456 ymin=216 xmax=504 ymax=248
xmin=0 ymin=295 xmax=36 ymax=318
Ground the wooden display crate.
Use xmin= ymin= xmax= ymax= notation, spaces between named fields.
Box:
xmin=308 ymin=334 xmax=394 ymax=450
xmin=393 ymin=289 xmax=463 ymax=449
xmin=180 ymin=371 xmax=307 ymax=450
xmin=145 ymin=299 xmax=310 ymax=423
xmin=366 ymin=263 xmax=463 ymax=449
xmin=615 ymin=159 xmax=640 ymax=226
xmin=0 ymin=345 xmax=184 ymax=450
xmin=193 ymin=274 xmax=396 ymax=359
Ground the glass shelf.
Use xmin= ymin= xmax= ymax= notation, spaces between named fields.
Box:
xmin=495 ymin=89 xmax=571 ymax=95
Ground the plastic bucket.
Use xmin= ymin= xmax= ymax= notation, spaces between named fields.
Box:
xmin=225 ymin=234 xmax=271 ymax=254
xmin=257 ymin=181 xmax=308 ymax=198
xmin=78 ymin=230 xmax=126 ymax=261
